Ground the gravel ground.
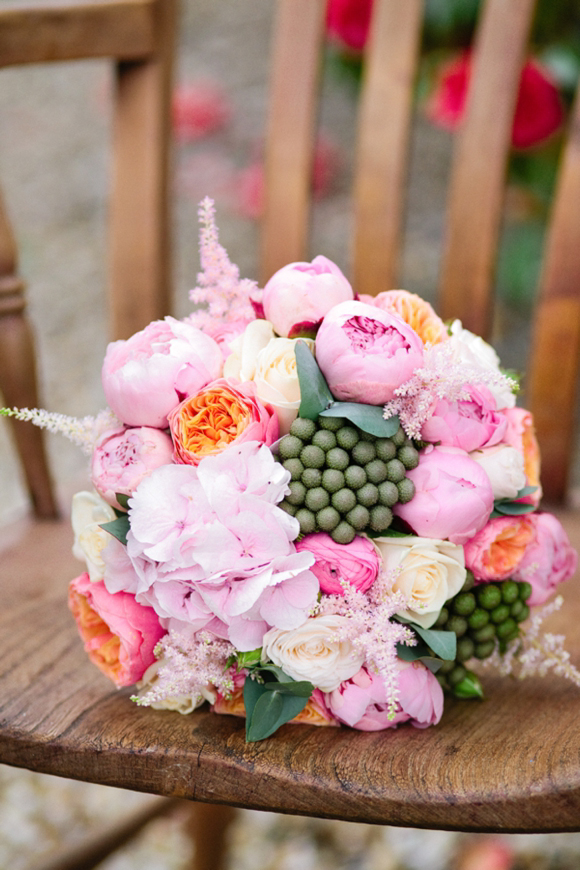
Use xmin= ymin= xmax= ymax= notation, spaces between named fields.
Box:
xmin=1 ymin=2 xmax=580 ymax=868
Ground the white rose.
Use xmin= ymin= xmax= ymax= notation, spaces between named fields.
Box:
xmin=262 ymin=614 xmax=364 ymax=692
xmin=374 ymin=536 xmax=466 ymax=628
xmin=136 ymin=660 xmax=216 ymax=714
xmin=449 ymin=320 xmax=516 ymax=410
xmin=222 ymin=319 xmax=275 ymax=381
xmin=254 ymin=336 xmax=315 ymax=435
xmin=71 ymin=490 xmax=116 ymax=582
xmin=469 ymin=444 xmax=526 ymax=500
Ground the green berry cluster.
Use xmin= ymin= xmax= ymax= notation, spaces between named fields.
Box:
xmin=277 ymin=415 xmax=418 ymax=543
xmin=434 ymin=573 xmax=532 ymax=693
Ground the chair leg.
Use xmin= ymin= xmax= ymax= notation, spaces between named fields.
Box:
xmin=184 ymin=803 xmax=237 ymax=870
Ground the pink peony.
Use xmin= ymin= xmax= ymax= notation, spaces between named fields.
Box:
xmin=393 ymin=445 xmax=494 ymax=545
xmin=512 ymin=512 xmax=577 ymax=606
xmin=464 ymin=515 xmax=536 ymax=583
xmin=262 ymin=255 xmax=354 ymax=338
xmin=91 ymin=426 xmax=174 ymax=509
xmin=102 ymin=317 xmax=222 ymax=428
xmin=426 ymin=52 xmax=564 ymax=150
xmin=315 ymin=300 xmax=424 ymax=404
xmin=326 ymin=0 xmax=373 ymax=53
xmin=421 ymin=385 xmax=508 ymax=453
xmin=295 ymin=532 xmax=380 ymax=595
xmin=68 ymin=572 xmax=165 ymax=687
xmin=326 ymin=661 xmax=443 ymax=731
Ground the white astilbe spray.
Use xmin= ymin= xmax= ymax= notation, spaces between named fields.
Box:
xmin=476 ymin=595 xmax=580 ymax=687
xmin=383 ymin=340 xmax=518 ymax=440
xmin=188 ymin=196 xmax=257 ymax=329
xmin=133 ymin=630 xmax=236 ymax=708
xmin=313 ymin=567 xmax=416 ymax=719
xmin=0 ymin=407 xmax=119 ymax=455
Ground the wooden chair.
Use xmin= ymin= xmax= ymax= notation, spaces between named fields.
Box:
xmin=2 ymin=1 xmax=580 ymax=866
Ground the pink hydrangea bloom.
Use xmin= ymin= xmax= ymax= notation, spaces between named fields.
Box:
xmin=68 ymin=572 xmax=165 ymax=687
xmin=102 ymin=317 xmax=222 ymax=428
xmin=262 ymin=255 xmax=354 ymax=338
xmin=512 ymin=512 xmax=577 ymax=605
xmin=393 ymin=445 xmax=494 ymax=545
xmin=91 ymin=426 xmax=174 ymax=509
xmin=315 ymin=300 xmax=424 ymax=404
xmin=295 ymin=532 xmax=380 ymax=595
xmin=421 ymin=385 xmax=508 ymax=453
xmin=326 ymin=661 xmax=443 ymax=731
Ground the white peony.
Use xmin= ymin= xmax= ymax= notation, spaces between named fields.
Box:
xmin=71 ymin=490 xmax=116 ymax=582
xmin=448 ymin=319 xmax=516 ymax=410
xmin=469 ymin=444 xmax=526 ymax=500
xmin=262 ymin=614 xmax=364 ymax=692
xmin=374 ymin=536 xmax=466 ymax=628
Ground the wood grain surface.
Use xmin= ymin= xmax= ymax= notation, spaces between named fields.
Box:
xmin=2 ymin=513 xmax=580 ymax=833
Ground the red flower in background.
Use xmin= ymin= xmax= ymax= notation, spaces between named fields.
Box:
xmin=426 ymin=52 xmax=565 ymax=149
xmin=326 ymin=0 xmax=373 ymax=53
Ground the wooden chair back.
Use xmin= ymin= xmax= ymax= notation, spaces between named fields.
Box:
xmin=0 ymin=0 xmax=176 ymax=518
xmin=261 ymin=0 xmax=580 ymax=503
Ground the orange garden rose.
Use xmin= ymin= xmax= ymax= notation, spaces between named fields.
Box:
xmin=464 ymin=516 xmax=536 ymax=583
xmin=212 ymin=686 xmax=339 ymax=727
xmin=361 ymin=289 xmax=448 ymax=345
xmin=504 ymin=407 xmax=542 ymax=506
xmin=168 ymin=378 xmax=278 ymax=465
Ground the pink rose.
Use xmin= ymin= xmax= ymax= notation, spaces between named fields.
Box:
xmin=262 ymin=255 xmax=354 ymax=338
xmin=315 ymin=300 xmax=424 ymax=404
xmin=421 ymin=385 xmax=508 ymax=453
xmin=326 ymin=661 xmax=443 ymax=731
xmin=102 ymin=316 xmax=223 ymax=428
xmin=91 ymin=426 xmax=174 ymax=509
xmin=326 ymin=0 xmax=372 ymax=53
xmin=68 ymin=572 xmax=165 ymax=687
xmin=295 ymin=532 xmax=380 ymax=595
xmin=512 ymin=512 xmax=577 ymax=606
xmin=393 ymin=445 xmax=494 ymax=545
xmin=503 ymin=407 xmax=542 ymax=506
xmin=464 ymin=515 xmax=536 ymax=583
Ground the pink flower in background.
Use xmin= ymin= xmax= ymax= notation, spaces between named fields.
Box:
xmin=102 ymin=317 xmax=223 ymax=428
xmin=262 ymin=255 xmax=354 ymax=338
xmin=91 ymin=426 xmax=174 ymax=509
xmin=421 ymin=385 xmax=508 ymax=453
xmin=296 ymin=532 xmax=380 ymax=595
xmin=464 ymin=515 xmax=535 ymax=583
xmin=326 ymin=0 xmax=373 ymax=53
xmin=315 ymin=300 xmax=424 ymax=404
xmin=68 ymin=572 xmax=165 ymax=687
xmin=326 ymin=661 xmax=443 ymax=731
xmin=426 ymin=52 xmax=564 ymax=150
xmin=512 ymin=512 xmax=577 ymax=605
xmin=172 ymin=81 xmax=231 ymax=142
xmin=393 ymin=445 xmax=494 ymax=545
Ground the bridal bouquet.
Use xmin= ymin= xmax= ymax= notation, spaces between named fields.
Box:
xmin=5 ymin=198 xmax=578 ymax=741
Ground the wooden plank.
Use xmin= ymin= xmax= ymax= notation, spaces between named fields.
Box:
xmin=260 ymin=0 xmax=326 ymax=285
xmin=0 ymin=0 xmax=157 ymax=67
xmin=1 ymin=513 xmax=580 ymax=833
xmin=108 ymin=0 xmax=176 ymax=339
xmin=527 ymin=88 xmax=580 ymax=502
xmin=438 ymin=0 xmax=537 ymax=337
xmin=352 ymin=0 xmax=423 ymax=297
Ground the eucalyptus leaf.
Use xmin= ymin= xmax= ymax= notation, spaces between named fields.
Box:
xmin=262 ymin=680 xmax=313 ymax=697
xmin=256 ymin=663 xmax=295 ymax=683
xmin=115 ymin=492 xmax=130 ymax=510
xmin=246 ymin=689 xmax=310 ymax=742
xmin=396 ymin=642 xmax=444 ymax=673
xmin=494 ymin=502 xmax=536 ymax=516
xmin=243 ymin=676 xmax=265 ymax=736
xmin=100 ymin=515 xmax=130 ymax=546
xmin=295 ymin=340 xmax=334 ymax=419
xmin=320 ymin=402 xmax=400 ymax=437
xmin=412 ymin=625 xmax=457 ymax=661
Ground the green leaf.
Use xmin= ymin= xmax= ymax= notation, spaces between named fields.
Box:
xmin=99 ymin=515 xmax=130 ymax=546
xmin=412 ymin=625 xmax=457 ymax=661
xmin=115 ymin=492 xmax=130 ymax=510
xmin=262 ymin=680 xmax=313 ymax=697
xmin=246 ymin=689 xmax=310 ymax=742
xmin=493 ymin=501 xmax=536 ymax=516
xmin=236 ymin=648 xmax=262 ymax=667
xmin=320 ymin=403 xmax=400 ymax=437
xmin=396 ymin=642 xmax=444 ymax=674
xmin=452 ymin=671 xmax=485 ymax=700
xmin=243 ymin=676 xmax=265 ymax=738
xmin=255 ymin=663 xmax=294 ymax=683
xmin=515 ymin=485 xmax=538 ymax=499
xmin=295 ymin=341 xmax=334 ymax=419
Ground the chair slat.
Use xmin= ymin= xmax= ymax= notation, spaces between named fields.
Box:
xmin=527 ymin=88 xmax=580 ymax=502
xmin=438 ymin=0 xmax=537 ymax=338
xmin=0 ymin=0 xmax=157 ymax=66
xmin=353 ymin=0 xmax=423 ymax=297
xmin=260 ymin=0 xmax=326 ymax=285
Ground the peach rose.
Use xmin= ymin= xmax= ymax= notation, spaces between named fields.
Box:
xmin=212 ymin=683 xmax=339 ymax=727
xmin=365 ymin=290 xmax=448 ymax=346
xmin=464 ymin=515 xmax=536 ymax=583
xmin=503 ymin=407 xmax=542 ymax=506
xmin=168 ymin=378 xmax=278 ymax=465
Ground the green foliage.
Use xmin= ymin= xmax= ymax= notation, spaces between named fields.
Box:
xmin=243 ymin=665 xmax=314 ymax=742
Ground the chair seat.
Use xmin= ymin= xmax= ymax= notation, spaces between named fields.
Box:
xmin=2 ymin=510 xmax=580 ymax=835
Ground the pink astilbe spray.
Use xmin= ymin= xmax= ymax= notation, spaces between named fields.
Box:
xmin=383 ymin=341 xmax=517 ymax=440
xmin=314 ymin=567 xmax=416 ymax=718
xmin=0 ymin=407 xmax=119 ymax=455
xmin=188 ymin=197 xmax=257 ymax=330
xmin=133 ymin=630 xmax=236 ymax=708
